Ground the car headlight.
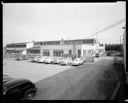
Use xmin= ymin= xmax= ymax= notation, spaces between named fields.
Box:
xmin=3 ymin=86 xmax=7 ymax=95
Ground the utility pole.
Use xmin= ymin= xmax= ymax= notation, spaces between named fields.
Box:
xmin=96 ymin=26 xmax=98 ymax=43
xmin=122 ymin=26 xmax=126 ymax=72
xmin=120 ymin=36 xmax=121 ymax=51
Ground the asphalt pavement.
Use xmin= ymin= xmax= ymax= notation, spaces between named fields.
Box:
xmin=33 ymin=56 xmax=124 ymax=100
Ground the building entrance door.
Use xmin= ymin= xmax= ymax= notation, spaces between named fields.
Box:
xmin=78 ymin=50 xmax=81 ymax=58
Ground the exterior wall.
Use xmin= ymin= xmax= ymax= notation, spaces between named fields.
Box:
xmin=27 ymin=53 xmax=40 ymax=58
xmin=6 ymin=47 xmax=26 ymax=51
xmin=41 ymin=44 xmax=82 ymax=58
xmin=5 ymin=42 xmax=34 ymax=56
xmin=27 ymin=46 xmax=41 ymax=58
xmin=5 ymin=39 xmax=99 ymax=59
xmin=81 ymin=44 xmax=96 ymax=59
xmin=81 ymin=44 xmax=105 ymax=59
xmin=40 ymin=43 xmax=105 ymax=59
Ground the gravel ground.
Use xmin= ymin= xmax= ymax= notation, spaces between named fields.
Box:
xmin=3 ymin=59 xmax=70 ymax=82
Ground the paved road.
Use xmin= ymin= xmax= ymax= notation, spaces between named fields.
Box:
xmin=33 ymin=56 xmax=123 ymax=100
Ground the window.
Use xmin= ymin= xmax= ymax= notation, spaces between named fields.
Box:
xmin=78 ymin=50 xmax=81 ymax=58
xmin=27 ymin=49 xmax=40 ymax=54
xmin=43 ymin=50 xmax=50 ymax=56
xmin=53 ymin=50 xmax=63 ymax=57
xmin=69 ymin=50 xmax=72 ymax=57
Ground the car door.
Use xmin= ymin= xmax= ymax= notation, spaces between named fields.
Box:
xmin=5 ymin=86 xmax=22 ymax=100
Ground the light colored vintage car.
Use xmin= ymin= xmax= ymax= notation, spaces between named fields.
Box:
xmin=60 ymin=58 xmax=73 ymax=66
xmin=44 ymin=57 xmax=55 ymax=64
xmin=72 ymin=58 xmax=84 ymax=66
xmin=37 ymin=57 xmax=47 ymax=63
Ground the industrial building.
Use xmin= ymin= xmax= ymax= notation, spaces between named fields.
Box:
xmin=5 ymin=42 xmax=34 ymax=55
xmin=5 ymin=38 xmax=105 ymax=59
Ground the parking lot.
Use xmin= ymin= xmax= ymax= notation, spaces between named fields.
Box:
xmin=3 ymin=58 xmax=72 ymax=82
xmin=3 ymin=56 xmax=103 ymax=83
xmin=3 ymin=56 xmax=125 ymax=100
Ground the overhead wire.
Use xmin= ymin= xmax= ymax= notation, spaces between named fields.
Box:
xmin=86 ymin=18 xmax=126 ymax=38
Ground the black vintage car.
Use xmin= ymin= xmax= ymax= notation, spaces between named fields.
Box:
xmin=3 ymin=75 xmax=37 ymax=101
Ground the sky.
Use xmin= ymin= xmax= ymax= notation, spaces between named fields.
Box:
xmin=3 ymin=2 xmax=126 ymax=46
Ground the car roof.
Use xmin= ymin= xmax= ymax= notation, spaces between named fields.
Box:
xmin=3 ymin=78 xmax=31 ymax=89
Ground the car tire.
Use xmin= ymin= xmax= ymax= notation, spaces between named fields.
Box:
xmin=24 ymin=88 xmax=37 ymax=100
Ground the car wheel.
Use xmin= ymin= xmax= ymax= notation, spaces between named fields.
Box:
xmin=24 ymin=88 xmax=37 ymax=100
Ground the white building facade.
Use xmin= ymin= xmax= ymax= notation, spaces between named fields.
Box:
xmin=39 ymin=39 xmax=105 ymax=59
xmin=5 ymin=38 xmax=105 ymax=59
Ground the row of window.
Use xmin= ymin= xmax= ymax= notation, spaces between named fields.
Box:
xmin=43 ymin=50 xmax=50 ymax=56
xmin=83 ymin=39 xmax=95 ymax=44
xmin=6 ymin=44 xmax=26 ymax=48
xmin=34 ymin=41 xmax=60 ymax=46
xmin=23 ymin=49 xmax=82 ymax=58
xmin=53 ymin=50 xmax=63 ymax=57
xmin=6 ymin=40 xmax=95 ymax=48
xmin=27 ymin=50 xmax=40 ymax=53
xmin=6 ymin=50 xmax=21 ymax=53
xmin=34 ymin=39 xmax=95 ymax=46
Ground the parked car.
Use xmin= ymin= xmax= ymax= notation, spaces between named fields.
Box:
xmin=37 ymin=57 xmax=47 ymax=63
xmin=3 ymin=75 xmax=37 ymax=101
xmin=31 ymin=56 xmax=40 ymax=62
xmin=44 ymin=57 xmax=54 ymax=64
xmin=60 ymin=58 xmax=73 ymax=66
xmin=16 ymin=55 xmax=28 ymax=61
xmin=16 ymin=56 xmax=22 ymax=61
xmin=72 ymin=58 xmax=84 ymax=66
xmin=52 ymin=57 xmax=63 ymax=64
xmin=21 ymin=55 xmax=28 ymax=60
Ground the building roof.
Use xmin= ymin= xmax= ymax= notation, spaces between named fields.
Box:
xmin=6 ymin=38 xmax=96 ymax=46
xmin=34 ymin=38 xmax=96 ymax=43
xmin=6 ymin=42 xmax=33 ymax=46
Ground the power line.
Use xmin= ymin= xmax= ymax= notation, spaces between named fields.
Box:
xmin=100 ymin=33 xmax=124 ymax=41
xmin=86 ymin=18 xmax=126 ymax=38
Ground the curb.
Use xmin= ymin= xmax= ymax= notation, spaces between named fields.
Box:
xmin=110 ymin=82 xmax=120 ymax=100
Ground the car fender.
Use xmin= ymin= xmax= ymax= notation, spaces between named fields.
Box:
xmin=24 ymin=88 xmax=37 ymax=100
xmin=6 ymin=88 xmax=21 ymax=99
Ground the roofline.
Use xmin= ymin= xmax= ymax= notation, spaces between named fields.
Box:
xmin=6 ymin=38 xmax=96 ymax=45
xmin=6 ymin=42 xmax=33 ymax=45
xmin=34 ymin=38 xmax=96 ymax=43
